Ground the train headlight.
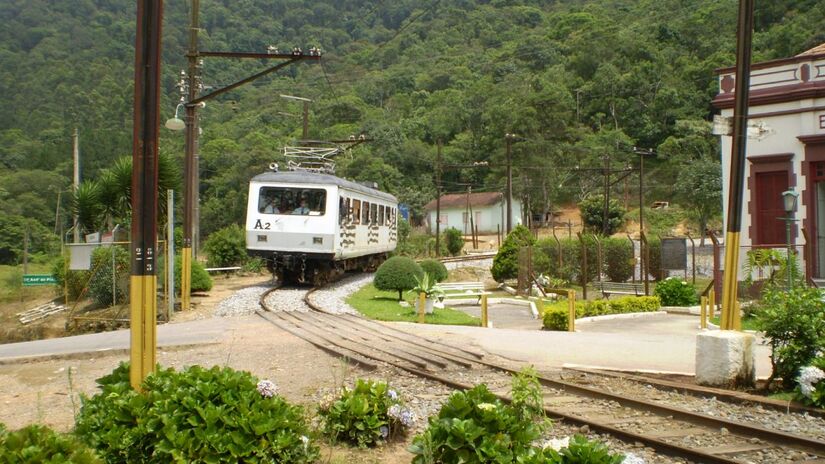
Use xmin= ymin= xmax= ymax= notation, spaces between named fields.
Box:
xmin=313 ymin=237 xmax=323 ymax=244
xmin=257 ymin=235 xmax=267 ymax=242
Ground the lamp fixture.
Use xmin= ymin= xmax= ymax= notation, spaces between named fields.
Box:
xmin=164 ymin=102 xmax=185 ymax=131
xmin=782 ymin=189 xmax=798 ymax=214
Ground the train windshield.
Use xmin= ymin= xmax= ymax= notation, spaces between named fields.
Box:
xmin=258 ymin=187 xmax=326 ymax=215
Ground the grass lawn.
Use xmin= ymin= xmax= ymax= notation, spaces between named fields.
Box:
xmin=346 ymin=284 xmax=481 ymax=326
xmin=709 ymin=315 xmax=761 ymax=332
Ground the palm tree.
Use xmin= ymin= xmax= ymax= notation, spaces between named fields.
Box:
xmin=71 ymin=153 xmax=181 ymax=235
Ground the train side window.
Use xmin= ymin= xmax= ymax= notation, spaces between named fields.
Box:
xmin=339 ymin=197 xmax=348 ymax=223
xmin=378 ymin=205 xmax=385 ymax=225
xmin=362 ymin=202 xmax=370 ymax=224
xmin=352 ymin=200 xmax=361 ymax=224
xmin=370 ymin=203 xmax=377 ymax=224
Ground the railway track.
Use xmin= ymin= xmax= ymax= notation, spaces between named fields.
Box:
xmin=256 ymin=285 xmax=825 ymax=463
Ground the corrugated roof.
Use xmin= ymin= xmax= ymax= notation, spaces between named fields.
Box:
xmin=797 ymin=43 xmax=825 ymax=57
xmin=423 ymin=192 xmax=503 ymax=210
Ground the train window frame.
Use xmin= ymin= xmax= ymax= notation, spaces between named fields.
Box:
xmin=362 ymin=201 xmax=370 ymax=224
xmin=339 ymin=197 xmax=349 ymax=223
xmin=258 ymin=187 xmax=327 ymax=216
xmin=370 ymin=203 xmax=378 ymax=224
xmin=378 ymin=205 xmax=385 ymax=225
xmin=352 ymin=199 xmax=361 ymax=224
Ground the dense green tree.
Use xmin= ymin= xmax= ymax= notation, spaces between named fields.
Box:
xmin=674 ymin=158 xmax=722 ymax=246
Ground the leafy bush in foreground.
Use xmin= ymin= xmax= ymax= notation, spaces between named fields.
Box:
xmin=755 ymin=287 xmax=825 ymax=388
xmin=409 ymin=369 xmax=548 ymax=463
xmin=75 ymin=363 xmax=318 ymax=463
xmin=0 ymin=423 xmax=101 ymax=463
xmin=173 ymin=255 xmax=213 ymax=293
xmin=318 ymin=379 xmax=415 ymax=447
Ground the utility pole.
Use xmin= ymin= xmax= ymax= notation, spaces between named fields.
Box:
xmin=721 ymin=0 xmax=755 ymax=331
xmin=435 ymin=140 xmax=442 ymax=256
xmin=505 ymin=133 xmax=516 ymax=234
xmin=603 ymin=153 xmax=610 ymax=236
xmin=181 ymin=0 xmax=199 ymax=313
xmin=171 ymin=0 xmax=321 ymax=311
xmin=72 ymin=128 xmax=80 ymax=243
xmin=130 ymin=0 xmax=163 ymax=390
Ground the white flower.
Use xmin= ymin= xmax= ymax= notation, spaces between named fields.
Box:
xmin=476 ymin=402 xmax=496 ymax=411
xmin=379 ymin=425 xmax=389 ymax=438
xmin=256 ymin=380 xmax=278 ymax=398
xmin=388 ymin=404 xmax=402 ymax=417
xmin=387 ymin=389 xmax=399 ymax=401
xmin=300 ymin=435 xmax=309 ymax=450
xmin=797 ymin=366 xmax=825 ymax=398
xmin=542 ymin=436 xmax=570 ymax=451
xmin=622 ymin=453 xmax=646 ymax=464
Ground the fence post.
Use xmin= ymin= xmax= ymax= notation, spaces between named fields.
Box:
xmin=708 ymin=231 xmax=722 ymax=304
xmin=568 ymin=290 xmax=576 ymax=332
xmin=640 ymin=231 xmax=649 ymax=296
xmin=418 ymin=292 xmax=426 ymax=323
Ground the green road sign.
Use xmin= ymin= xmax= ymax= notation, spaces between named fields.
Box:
xmin=23 ymin=274 xmax=57 ymax=286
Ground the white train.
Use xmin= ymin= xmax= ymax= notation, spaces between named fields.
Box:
xmin=245 ymin=168 xmax=398 ymax=284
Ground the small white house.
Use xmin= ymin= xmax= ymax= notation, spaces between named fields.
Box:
xmin=713 ymin=43 xmax=825 ymax=280
xmin=423 ymin=192 xmax=522 ymax=235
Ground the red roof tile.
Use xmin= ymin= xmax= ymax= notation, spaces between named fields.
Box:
xmin=423 ymin=192 xmax=504 ymax=210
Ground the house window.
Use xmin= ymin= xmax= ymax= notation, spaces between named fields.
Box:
xmin=754 ymin=170 xmax=788 ymax=245
xmin=439 ymin=214 xmax=448 ymax=226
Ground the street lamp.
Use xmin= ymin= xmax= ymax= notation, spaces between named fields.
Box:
xmin=782 ymin=188 xmax=799 ymax=289
xmin=165 ymin=103 xmax=185 ymax=131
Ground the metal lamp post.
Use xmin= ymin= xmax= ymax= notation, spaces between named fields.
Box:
xmin=782 ymin=189 xmax=799 ymax=289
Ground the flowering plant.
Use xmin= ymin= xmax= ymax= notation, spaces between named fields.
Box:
xmin=409 ymin=273 xmax=445 ymax=299
xmin=318 ymin=379 xmax=415 ymax=447
xmin=796 ymin=358 xmax=825 ymax=407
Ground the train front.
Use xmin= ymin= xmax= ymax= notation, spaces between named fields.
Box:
xmin=246 ymin=172 xmax=337 ymax=284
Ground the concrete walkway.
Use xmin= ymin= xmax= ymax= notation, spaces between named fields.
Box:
xmin=0 ymin=308 xmax=772 ymax=378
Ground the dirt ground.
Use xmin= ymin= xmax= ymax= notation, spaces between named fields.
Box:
xmin=0 ymin=273 xmax=419 ymax=463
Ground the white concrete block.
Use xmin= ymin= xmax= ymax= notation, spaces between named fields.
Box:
xmin=695 ymin=331 xmax=756 ymax=388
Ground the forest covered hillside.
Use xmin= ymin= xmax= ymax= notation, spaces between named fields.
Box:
xmin=1 ymin=0 xmax=824 ymax=260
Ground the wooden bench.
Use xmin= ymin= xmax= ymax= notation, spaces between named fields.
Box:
xmin=439 ymin=282 xmax=487 ymax=304
xmin=594 ymin=281 xmax=645 ymax=298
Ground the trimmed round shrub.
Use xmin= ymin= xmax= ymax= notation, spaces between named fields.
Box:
xmin=443 ymin=227 xmax=464 ymax=256
xmin=419 ymin=259 xmax=448 ymax=282
xmin=0 ymin=424 xmax=101 ymax=463
xmin=654 ymin=277 xmax=698 ymax=306
xmin=491 ymin=225 xmax=536 ymax=282
xmin=75 ymin=363 xmax=318 ymax=464
xmin=373 ymin=256 xmax=424 ymax=301
xmin=203 ymin=224 xmax=247 ymax=268
xmin=174 ymin=255 xmax=213 ymax=293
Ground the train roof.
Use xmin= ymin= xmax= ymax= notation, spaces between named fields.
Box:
xmin=251 ymin=170 xmax=398 ymax=202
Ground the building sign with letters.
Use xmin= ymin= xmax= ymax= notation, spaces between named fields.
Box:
xmin=23 ymin=274 xmax=57 ymax=286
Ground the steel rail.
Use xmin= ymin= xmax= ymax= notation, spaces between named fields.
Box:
xmin=260 ymin=285 xmax=825 ymax=462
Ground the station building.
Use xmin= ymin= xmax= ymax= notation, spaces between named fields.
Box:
xmin=423 ymin=192 xmax=522 ymax=235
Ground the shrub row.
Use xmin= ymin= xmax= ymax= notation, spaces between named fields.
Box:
xmin=542 ymin=296 xmax=661 ymax=331
xmin=3 ymin=365 xmax=626 ymax=463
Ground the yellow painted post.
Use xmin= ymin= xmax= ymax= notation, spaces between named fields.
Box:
xmin=181 ymin=248 xmax=191 ymax=311
xmin=481 ymin=294 xmax=488 ymax=328
xmin=568 ymin=290 xmax=576 ymax=332
xmin=130 ymin=275 xmax=157 ymax=390
xmin=709 ymin=288 xmax=716 ymax=320
xmin=733 ymin=301 xmax=742 ymax=331
xmin=417 ymin=292 xmax=426 ymax=323
xmin=700 ymin=296 xmax=707 ymax=329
